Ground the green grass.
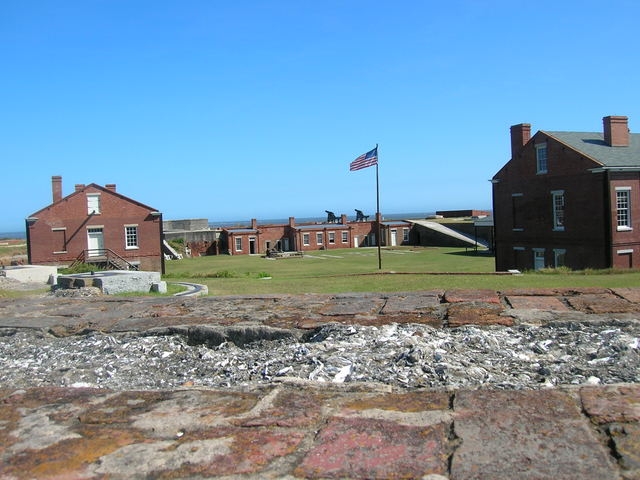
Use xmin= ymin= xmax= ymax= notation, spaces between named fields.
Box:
xmin=163 ymin=246 xmax=640 ymax=295
xmin=0 ymin=288 xmax=51 ymax=299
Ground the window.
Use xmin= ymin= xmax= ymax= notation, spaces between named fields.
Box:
xmin=513 ymin=246 xmax=525 ymax=271
xmin=87 ymin=194 xmax=101 ymax=214
xmin=341 ymin=231 xmax=348 ymax=243
xmin=328 ymin=232 xmax=335 ymax=244
xmin=535 ymin=143 xmax=547 ymax=173
xmin=234 ymin=237 xmax=242 ymax=251
xmin=403 ymin=228 xmax=410 ymax=243
xmin=316 ymin=232 xmax=323 ymax=245
xmin=616 ymin=187 xmax=632 ymax=230
xmin=533 ymin=249 xmax=545 ymax=270
xmin=303 ymin=233 xmax=310 ymax=246
xmin=554 ymin=249 xmax=566 ymax=268
xmin=52 ymin=227 xmax=67 ymax=253
xmin=552 ymin=190 xmax=565 ymax=230
xmin=125 ymin=225 xmax=138 ymax=249
xmin=512 ymin=193 xmax=524 ymax=230
xmin=617 ymin=249 xmax=633 ymax=268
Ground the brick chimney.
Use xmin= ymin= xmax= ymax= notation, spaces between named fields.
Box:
xmin=74 ymin=184 xmax=85 ymax=192
xmin=51 ymin=175 xmax=62 ymax=203
xmin=510 ymin=123 xmax=531 ymax=158
xmin=603 ymin=115 xmax=629 ymax=147
xmin=251 ymin=218 xmax=257 ymax=229
xmin=105 ymin=183 xmax=116 ymax=192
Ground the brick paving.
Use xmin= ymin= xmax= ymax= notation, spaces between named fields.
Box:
xmin=0 ymin=288 xmax=639 ymax=479
xmin=1 ymin=384 xmax=638 ymax=479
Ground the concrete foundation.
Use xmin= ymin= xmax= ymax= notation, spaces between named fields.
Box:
xmin=1 ymin=265 xmax=58 ymax=284
xmin=57 ymin=270 xmax=162 ymax=295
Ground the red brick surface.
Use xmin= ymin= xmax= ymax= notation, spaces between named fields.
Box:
xmin=452 ymin=389 xmax=618 ymax=480
xmin=295 ymin=416 xmax=450 ymax=479
xmin=2 ymin=384 xmax=637 ymax=479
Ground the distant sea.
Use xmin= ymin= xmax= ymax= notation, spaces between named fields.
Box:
xmin=0 ymin=231 xmax=26 ymax=240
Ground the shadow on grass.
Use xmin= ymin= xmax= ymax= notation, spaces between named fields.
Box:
xmin=445 ymin=250 xmax=494 ymax=258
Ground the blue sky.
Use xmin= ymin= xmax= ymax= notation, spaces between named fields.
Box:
xmin=1 ymin=0 xmax=639 ymax=232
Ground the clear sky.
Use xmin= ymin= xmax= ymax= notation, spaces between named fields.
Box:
xmin=1 ymin=0 xmax=639 ymax=232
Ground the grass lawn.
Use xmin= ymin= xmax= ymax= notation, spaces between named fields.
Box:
xmin=163 ymin=246 xmax=640 ymax=295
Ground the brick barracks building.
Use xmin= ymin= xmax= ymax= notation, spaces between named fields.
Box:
xmin=492 ymin=115 xmax=640 ymax=271
xmin=26 ymin=176 xmax=164 ymax=273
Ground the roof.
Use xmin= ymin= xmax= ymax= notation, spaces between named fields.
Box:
xmin=543 ymin=131 xmax=640 ymax=168
xmin=29 ymin=182 xmax=159 ymax=217
xmin=295 ymin=223 xmax=347 ymax=231
xmin=408 ymin=220 xmax=488 ymax=248
xmin=380 ymin=221 xmax=411 ymax=226
xmin=224 ymin=228 xmax=257 ymax=234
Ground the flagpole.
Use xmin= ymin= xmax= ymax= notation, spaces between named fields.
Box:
xmin=375 ymin=144 xmax=382 ymax=270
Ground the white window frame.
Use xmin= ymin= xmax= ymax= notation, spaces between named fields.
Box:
xmin=328 ymin=232 xmax=335 ymax=244
xmin=124 ymin=224 xmax=139 ymax=249
xmin=551 ymin=190 xmax=565 ymax=231
xmin=303 ymin=233 xmax=310 ymax=246
xmin=341 ymin=231 xmax=348 ymax=243
xmin=553 ymin=248 xmax=566 ymax=268
xmin=403 ymin=228 xmax=410 ymax=242
xmin=616 ymin=187 xmax=632 ymax=231
xmin=87 ymin=193 xmax=101 ymax=214
xmin=234 ymin=237 xmax=242 ymax=252
xmin=535 ymin=143 xmax=548 ymax=174
xmin=316 ymin=232 xmax=323 ymax=245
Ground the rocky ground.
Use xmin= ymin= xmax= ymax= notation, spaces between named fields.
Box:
xmin=1 ymin=320 xmax=639 ymax=391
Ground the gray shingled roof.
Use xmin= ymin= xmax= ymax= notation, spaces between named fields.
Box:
xmin=543 ymin=130 xmax=640 ymax=168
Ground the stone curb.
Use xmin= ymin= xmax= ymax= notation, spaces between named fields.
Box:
xmin=0 ymin=287 xmax=639 ymax=334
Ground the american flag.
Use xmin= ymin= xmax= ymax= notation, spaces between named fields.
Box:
xmin=350 ymin=146 xmax=378 ymax=171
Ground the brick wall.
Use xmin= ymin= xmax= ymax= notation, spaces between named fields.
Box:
xmin=27 ymin=185 xmax=163 ymax=272
xmin=493 ymin=130 xmax=640 ymax=271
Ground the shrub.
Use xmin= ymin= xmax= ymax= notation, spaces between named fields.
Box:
xmin=59 ymin=263 xmax=101 ymax=274
xmin=168 ymin=238 xmax=187 ymax=256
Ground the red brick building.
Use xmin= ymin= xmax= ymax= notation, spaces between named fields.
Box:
xmin=492 ymin=115 xmax=639 ymax=271
xmin=221 ymin=214 xmax=412 ymax=255
xmin=26 ymin=176 xmax=164 ymax=272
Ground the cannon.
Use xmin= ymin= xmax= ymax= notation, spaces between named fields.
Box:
xmin=355 ymin=209 xmax=369 ymax=222
xmin=325 ymin=210 xmax=337 ymax=223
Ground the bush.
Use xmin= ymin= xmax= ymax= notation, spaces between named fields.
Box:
xmin=212 ymin=270 xmax=236 ymax=278
xmin=59 ymin=263 xmax=101 ymax=274
xmin=535 ymin=266 xmax=573 ymax=275
xmin=167 ymin=238 xmax=186 ymax=256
